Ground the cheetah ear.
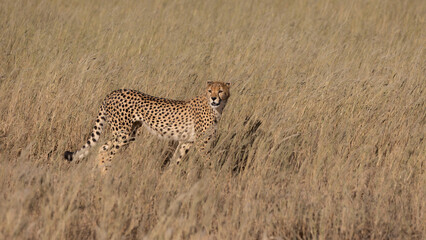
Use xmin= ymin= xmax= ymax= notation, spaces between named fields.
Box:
xmin=225 ymin=82 xmax=231 ymax=87
xmin=207 ymin=81 xmax=213 ymax=85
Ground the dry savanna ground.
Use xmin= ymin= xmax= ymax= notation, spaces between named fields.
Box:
xmin=0 ymin=0 xmax=425 ymax=239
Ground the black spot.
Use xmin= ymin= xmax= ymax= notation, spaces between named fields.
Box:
xmin=92 ymin=138 xmax=97 ymax=142
xmin=96 ymin=131 xmax=100 ymax=135
xmin=91 ymin=133 xmax=95 ymax=137
xmin=87 ymin=140 xmax=91 ymax=144
xmin=64 ymin=151 xmax=74 ymax=161
xmin=96 ymin=119 xmax=100 ymax=123
xmin=115 ymin=145 xmax=119 ymax=149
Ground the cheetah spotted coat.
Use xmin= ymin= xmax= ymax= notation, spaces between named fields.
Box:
xmin=64 ymin=82 xmax=230 ymax=172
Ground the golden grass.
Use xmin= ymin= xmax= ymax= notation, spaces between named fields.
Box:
xmin=0 ymin=0 xmax=425 ymax=239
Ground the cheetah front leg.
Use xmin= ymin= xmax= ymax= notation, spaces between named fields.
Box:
xmin=194 ymin=126 xmax=217 ymax=164
xmin=172 ymin=142 xmax=193 ymax=165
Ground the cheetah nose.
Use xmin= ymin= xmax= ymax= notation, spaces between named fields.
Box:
xmin=211 ymin=97 xmax=217 ymax=101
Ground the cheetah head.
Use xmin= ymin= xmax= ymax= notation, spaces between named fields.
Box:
xmin=206 ymin=81 xmax=231 ymax=109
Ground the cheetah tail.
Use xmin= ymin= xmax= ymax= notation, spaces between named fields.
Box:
xmin=64 ymin=107 xmax=107 ymax=162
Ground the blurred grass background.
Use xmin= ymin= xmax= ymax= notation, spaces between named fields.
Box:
xmin=0 ymin=0 xmax=424 ymax=239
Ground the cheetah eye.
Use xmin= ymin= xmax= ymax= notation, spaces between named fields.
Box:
xmin=219 ymin=90 xmax=223 ymax=93
xmin=208 ymin=90 xmax=212 ymax=93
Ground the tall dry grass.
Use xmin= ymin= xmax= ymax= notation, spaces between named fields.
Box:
xmin=0 ymin=0 xmax=425 ymax=239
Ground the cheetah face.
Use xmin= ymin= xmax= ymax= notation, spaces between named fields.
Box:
xmin=207 ymin=81 xmax=231 ymax=109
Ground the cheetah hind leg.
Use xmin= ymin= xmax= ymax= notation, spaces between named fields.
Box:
xmin=97 ymin=123 xmax=141 ymax=173
xmin=97 ymin=133 xmax=136 ymax=173
xmin=97 ymin=140 xmax=113 ymax=173
xmin=173 ymin=142 xmax=193 ymax=165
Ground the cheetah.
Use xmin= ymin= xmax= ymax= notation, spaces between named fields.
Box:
xmin=64 ymin=81 xmax=231 ymax=172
